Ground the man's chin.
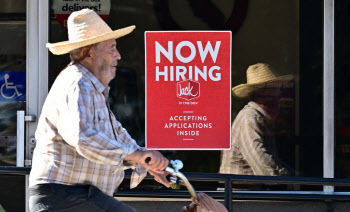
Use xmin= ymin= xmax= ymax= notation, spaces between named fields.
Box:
xmin=111 ymin=69 xmax=117 ymax=79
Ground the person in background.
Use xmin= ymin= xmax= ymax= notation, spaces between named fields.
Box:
xmin=29 ymin=9 xmax=170 ymax=212
xmin=220 ymin=63 xmax=294 ymax=177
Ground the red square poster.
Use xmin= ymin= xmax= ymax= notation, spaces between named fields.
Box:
xmin=145 ymin=31 xmax=231 ymax=149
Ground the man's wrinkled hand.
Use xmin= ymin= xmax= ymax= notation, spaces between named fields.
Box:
xmin=124 ymin=150 xmax=169 ymax=174
xmin=148 ymin=170 xmax=173 ymax=188
xmin=139 ymin=150 xmax=169 ymax=174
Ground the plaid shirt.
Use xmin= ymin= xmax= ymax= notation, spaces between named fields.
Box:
xmin=219 ymin=101 xmax=288 ymax=176
xmin=29 ymin=64 xmax=147 ymax=196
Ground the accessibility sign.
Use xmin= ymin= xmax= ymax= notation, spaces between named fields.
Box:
xmin=0 ymin=72 xmax=26 ymax=101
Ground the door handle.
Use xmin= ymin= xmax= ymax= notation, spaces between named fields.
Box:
xmin=16 ymin=111 xmax=36 ymax=167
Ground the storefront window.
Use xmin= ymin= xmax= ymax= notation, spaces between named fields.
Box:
xmin=0 ymin=8 xmax=26 ymax=166
xmin=48 ymin=0 xmax=324 ymax=191
xmin=335 ymin=0 xmax=350 ymax=191
xmin=0 ymin=1 xmax=26 ymax=210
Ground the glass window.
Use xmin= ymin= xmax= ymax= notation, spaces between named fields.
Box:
xmin=335 ymin=0 xmax=350 ymax=191
xmin=0 ymin=0 xmax=26 ymax=211
xmin=0 ymin=3 xmax=26 ymax=166
xmin=298 ymin=0 xmax=324 ymax=179
xmin=48 ymin=0 xmax=324 ymax=191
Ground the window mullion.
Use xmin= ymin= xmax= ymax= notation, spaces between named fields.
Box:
xmin=323 ymin=0 xmax=335 ymax=193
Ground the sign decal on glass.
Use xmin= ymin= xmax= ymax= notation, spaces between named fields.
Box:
xmin=52 ymin=0 xmax=111 ymax=29
xmin=0 ymin=72 xmax=26 ymax=102
xmin=146 ymin=31 xmax=231 ymax=149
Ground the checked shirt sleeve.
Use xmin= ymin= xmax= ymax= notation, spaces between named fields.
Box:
xmin=56 ymin=79 xmax=140 ymax=167
xmin=239 ymin=117 xmax=287 ymax=176
xmin=112 ymin=119 xmax=148 ymax=188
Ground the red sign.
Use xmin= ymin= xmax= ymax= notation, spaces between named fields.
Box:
xmin=52 ymin=0 xmax=111 ymax=29
xmin=145 ymin=31 xmax=231 ymax=149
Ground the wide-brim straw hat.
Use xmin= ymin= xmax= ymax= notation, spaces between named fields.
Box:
xmin=232 ymin=63 xmax=294 ymax=98
xmin=46 ymin=9 xmax=135 ymax=55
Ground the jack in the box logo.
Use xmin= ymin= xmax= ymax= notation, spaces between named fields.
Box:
xmin=177 ymin=79 xmax=200 ymax=101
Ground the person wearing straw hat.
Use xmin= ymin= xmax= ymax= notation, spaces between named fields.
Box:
xmin=219 ymin=63 xmax=293 ymax=177
xmin=29 ymin=9 xmax=171 ymax=212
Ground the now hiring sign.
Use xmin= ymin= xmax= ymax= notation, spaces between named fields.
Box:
xmin=145 ymin=31 xmax=232 ymax=150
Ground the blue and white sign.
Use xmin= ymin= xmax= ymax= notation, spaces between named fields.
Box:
xmin=0 ymin=72 xmax=26 ymax=101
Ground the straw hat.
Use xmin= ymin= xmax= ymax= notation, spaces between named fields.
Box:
xmin=46 ymin=9 xmax=135 ymax=55
xmin=232 ymin=63 xmax=294 ymax=98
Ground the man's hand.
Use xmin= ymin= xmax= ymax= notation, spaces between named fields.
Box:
xmin=124 ymin=150 xmax=169 ymax=174
xmin=148 ymin=170 xmax=173 ymax=188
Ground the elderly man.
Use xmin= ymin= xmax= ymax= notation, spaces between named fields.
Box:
xmin=220 ymin=63 xmax=293 ymax=177
xmin=29 ymin=9 xmax=170 ymax=212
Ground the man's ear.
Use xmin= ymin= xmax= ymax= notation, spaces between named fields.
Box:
xmin=82 ymin=46 xmax=92 ymax=58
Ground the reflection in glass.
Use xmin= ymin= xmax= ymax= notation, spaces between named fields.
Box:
xmin=0 ymin=99 xmax=25 ymax=166
xmin=220 ymin=63 xmax=295 ymax=178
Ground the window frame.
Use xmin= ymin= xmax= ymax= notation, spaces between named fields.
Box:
xmin=323 ymin=0 xmax=335 ymax=192
xmin=26 ymin=0 xmax=49 ymax=211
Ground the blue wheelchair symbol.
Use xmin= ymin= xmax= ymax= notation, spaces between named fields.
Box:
xmin=0 ymin=72 xmax=25 ymax=101
xmin=1 ymin=74 xmax=22 ymax=99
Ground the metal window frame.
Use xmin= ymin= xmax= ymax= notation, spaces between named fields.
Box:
xmin=26 ymin=0 xmax=49 ymax=157
xmin=323 ymin=0 xmax=335 ymax=193
xmin=26 ymin=0 xmax=49 ymax=211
